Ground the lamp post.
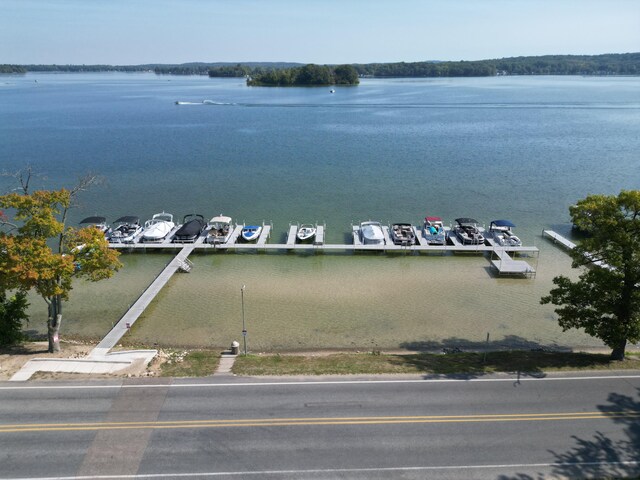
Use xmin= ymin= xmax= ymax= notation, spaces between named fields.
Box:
xmin=241 ymin=284 xmax=247 ymax=355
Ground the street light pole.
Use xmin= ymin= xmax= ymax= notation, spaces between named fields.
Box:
xmin=241 ymin=284 xmax=247 ymax=355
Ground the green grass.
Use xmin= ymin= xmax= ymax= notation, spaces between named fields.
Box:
xmin=158 ymin=350 xmax=221 ymax=377
xmin=232 ymin=351 xmax=640 ymax=376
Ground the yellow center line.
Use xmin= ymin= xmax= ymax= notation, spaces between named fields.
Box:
xmin=1 ymin=411 xmax=638 ymax=433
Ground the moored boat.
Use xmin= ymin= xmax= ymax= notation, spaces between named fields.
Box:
xmin=79 ymin=216 xmax=110 ymax=236
xmin=140 ymin=212 xmax=175 ymax=243
xmin=423 ymin=216 xmax=446 ymax=245
xmin=107 ymin=216 xmax=143 ymax=244
xmin=359 ymin=221 xmax=385 ymax=245
xmin=241 ymin=225 xmax=262 ymax=242
xmin=296 ymin=224 xmax=316 ymax=242
xmin=207 ymin=215 xmax=234 ymax=244
xmin=452 ymin=217 xmax=485 ymax=245
xmin=488 ymin=219 xmax=522 ymax=246
xmin=173 ymin=214 xmax=206 ymax=243
xmin=390 ymin=223 xmax=416 ymax=246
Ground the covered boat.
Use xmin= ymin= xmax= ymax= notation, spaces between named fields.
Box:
xmin=359 ymin=221 xmax=385 ymax=245
xmin=453 ymin=217 xmax=485 ymax=245
xmin=422 ymin=216 xmax=446 ymax=245
xmin=296 ymin=224 xmax=316 ymax=242
xmin=140 ymin=212 xmax=175 ymax=243
xmin=79 ymin=216 xmax=110 ymax=235
xmin=173 ymin=214 xmax=206 ymax=243
xmin=488 ymin=219 xmax=522 ymax=247
xmin=107 ymin=216 xmax=143 ymax=244
xmin=241 ymin=225 xmax=262 ymax=242
xmin=207 ymin=215 xmax=233 ymax=244
xmin=390 ymin=223 xmax=416 ymax=246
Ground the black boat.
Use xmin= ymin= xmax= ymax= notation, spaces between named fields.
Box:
xmin=453 ymin=217 xmax=485 ymax=245
xmin=173 ymin=214 xmax=206 ymax=243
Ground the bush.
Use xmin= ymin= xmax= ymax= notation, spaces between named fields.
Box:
xmin=0 ymin=291 xmax=29 ymax=347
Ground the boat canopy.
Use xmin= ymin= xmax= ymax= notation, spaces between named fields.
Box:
xmin=210 ymin=215 xmax=232 ymax=224
xmin=455 ymin=217 xmax=479 ymax=225
xmin=491 ymin=219 xmax=516 ymax=228
xmin=114 ymin=216 xmax=140 ymax=224
xmin=425 ymin=216 xmax=442 ymax=222
xmin=80 ymin=216 xmax=106 ymax=224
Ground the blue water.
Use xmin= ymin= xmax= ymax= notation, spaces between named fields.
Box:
xmin=2 ymin=73 xmax=639 ymax=242
xmin=2 ymin=73 xmax=640 ymax=350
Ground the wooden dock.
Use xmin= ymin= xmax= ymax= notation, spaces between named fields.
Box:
xmin=490 ymin=248 xmax=536 ymax=277
xmin=95 ymin=244 xmax=196 ymax=351
xmin=543 ymin=229 xmax=611 ymax=270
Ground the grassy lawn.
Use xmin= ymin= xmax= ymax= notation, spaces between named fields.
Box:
xmin=232 ymin=351 xmax=640 ymax=376
xmin=158 ymin=350 xmax=221 ymax=377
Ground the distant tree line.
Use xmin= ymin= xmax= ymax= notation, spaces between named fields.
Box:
xmin=7 ymin=53 xmax=640 ymax=77
xmin=0 ymin=65 xmax=27 ymax=73
xmin=246 ymin=64 xmax=359 ymax=86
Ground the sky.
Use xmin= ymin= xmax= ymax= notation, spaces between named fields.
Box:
xmin=1 ymin=0 xmax=638 ymax=65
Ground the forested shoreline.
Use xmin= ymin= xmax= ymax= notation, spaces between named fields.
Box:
xmin=2 ymin=53 xmax=638 ymax=78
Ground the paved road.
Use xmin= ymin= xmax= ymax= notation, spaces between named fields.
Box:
xmin=1 ymin=373 xmax=639 ymax=479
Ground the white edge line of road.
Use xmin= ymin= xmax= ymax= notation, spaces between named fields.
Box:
xmin=2 ymin=460 xmax=640 ymax=479
xmin=1 ymin=374 xmax=640 ymax=390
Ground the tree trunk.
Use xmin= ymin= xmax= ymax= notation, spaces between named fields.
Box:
xmin=610 ymin=339 xmax=626 ymax=361
xmin=47 ymin=296 xmax=62 ymax=353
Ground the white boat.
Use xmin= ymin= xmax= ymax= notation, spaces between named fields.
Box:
xmin=140 ymin=212 xmax=175 ymax=243
xmin=488 ymin=219 xmax=522 ymax=247
xmin=241 ymin=225 xmax=262 ymax=242
xmin=423 ymin=216 xmax=446 ymax=245
xmin=79 ymin=216 xmax=111 ymax=236
xmin=207 ymin=215 xmax=234 ymax=244
xmin=107 ymin=216 xmax=143 ymax=244
xmin=452 ymin=217 xmax=485 ymax=245
xmin=390 ymin=223 xmax=416 ymax=246
xmin=296 ymin=224 xmax=317 ymax=242
xmin=359 ymin=221 xmax=385 ymax=245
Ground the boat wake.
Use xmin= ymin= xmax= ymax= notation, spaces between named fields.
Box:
xmin=175 ymin=100 xmax=235 ymax=106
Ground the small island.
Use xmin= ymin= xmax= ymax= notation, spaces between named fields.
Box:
xmin=246 ymin=64 xmax=359 ymax=86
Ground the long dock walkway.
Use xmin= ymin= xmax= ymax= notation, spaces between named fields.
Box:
xmin=90 ymin=244 xmax=196 ymax=357
xmin=543 ymin=229 xmax=611 ymax=270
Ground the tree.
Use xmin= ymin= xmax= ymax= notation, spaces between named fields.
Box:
xmin=0 ymin=170 xmax=121 ymax=352
xmin=0 ymin=290 xmax=29 ymax=347
xmin=541 ymin=190 xmax=640 ymax=360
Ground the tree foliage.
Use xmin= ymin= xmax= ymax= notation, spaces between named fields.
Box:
xmin=0 ymin=172 xmax=122 ymax=352
xmin=247 ymin=64 xmax=359 ymax=86
xmin=541 ymin=191 xmax=640 ymax=360
xmin=0 ymin=291 xmax=29 ymax=347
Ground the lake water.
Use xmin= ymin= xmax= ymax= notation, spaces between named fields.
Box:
xmin=1 ymin=73 xmax=639 ymax=351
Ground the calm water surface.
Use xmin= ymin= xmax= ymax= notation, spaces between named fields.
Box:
xmin=2 ymin=73 xmax=639 ymax=350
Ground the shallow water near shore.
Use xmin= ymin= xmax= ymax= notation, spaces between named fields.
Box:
xmin=3 ymin=73 xmax=639 ymax=351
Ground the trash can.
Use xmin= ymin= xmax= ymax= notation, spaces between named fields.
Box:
xmin=231 ymin=341 xmax=240 ymax=355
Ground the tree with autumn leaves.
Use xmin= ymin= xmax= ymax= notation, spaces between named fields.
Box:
xmin=0 ymin=172 xmax=121 ymax=352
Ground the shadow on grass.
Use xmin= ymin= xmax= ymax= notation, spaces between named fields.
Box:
xmin=397 ymin=335 xmax=618 ymax=380
xmin=497 ymin=388 xmax=640 ymax=479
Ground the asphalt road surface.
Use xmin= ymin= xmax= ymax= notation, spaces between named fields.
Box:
xmin=1 ymin=372 xmax=639 ymax=479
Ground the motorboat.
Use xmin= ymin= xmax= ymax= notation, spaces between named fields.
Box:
xmin=390 ymin=223 xmax=416 ymax=246
xmin=453 ymin=218 xmax=485 ymax=245
xmin=140 ymin=212 xmax=175 ymax=243
xmin=296 ymin=224 xmax=316 ymax=242
xmin=241 ymin=225 xmax=262 ymax=242
xmin=359 ymin=221 xmax=385 ymax=245
xmin=107 ymin=216 xmax=143 ymax=244
xmin=173 ymin=214 xmax=206 ymax=243
xmin=79 ymin=216 xmax=110 ymax=236
xmin=488 ymin=219 xmax=522 ymax=247
xmin=207 ymin=215 xmax=233 ymax=244
xmin=423 ymin=216 xmax=446 ymax=245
